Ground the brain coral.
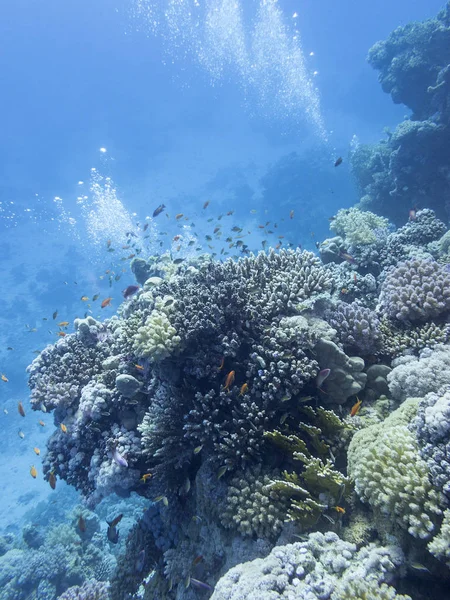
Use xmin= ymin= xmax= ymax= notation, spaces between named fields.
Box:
xmin=377 ymin=259 xmax=450 ymax=322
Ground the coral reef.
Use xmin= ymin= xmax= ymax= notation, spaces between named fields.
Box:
xmin=211 ymin=532 xmax=408 ymax=600
xmin=58 ymin=580 xmax=110 ymax=600
xmin=330 ymin=207 xmax=390 ymax=246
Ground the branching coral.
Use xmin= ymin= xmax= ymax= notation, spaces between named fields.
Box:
xmin=330 ymin=207 xmax=390 ymax=246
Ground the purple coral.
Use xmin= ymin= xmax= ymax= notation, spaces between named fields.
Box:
xmin=378 ymin=259 xmax=450 ymax=322
xmin=58 ymin=580 xmax=110 ymax=600
xmin=326 ymin=301 xmax=381 ymax=355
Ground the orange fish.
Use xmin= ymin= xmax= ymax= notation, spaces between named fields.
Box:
xmin=39 ymin=420 xmax=45 ymax=427
xmin=80 ymin=296 xmax=89 ymax=301
xmin=127 ymin=254 xmax=136 ymax=259
xmin=239 ymin=383 xmax=248 ymax=396
xmin=33 ymin=447 xmax=40 ymax=455
xmin=58 ymin=321 xmax=70 ymax=327
xmin=60 ymin=423 xmax=68 ymax=433
xmin=350 ymin=398 xmax=362 ymax=417
xmin=218 ymin=357 xmax=225 ymax=370
xmin=57 ymin=331 xmax=66 ymax=337
xmin=173 ymin=235 xmax=181 ymax=242
xmin=175 ymin=213 xmax=184 ymax=220
xmin=289 ymin=210 xmax=294 ymax=219
xmin=48 ymin=471 xmax=56 ymax=490
xmin=135 ymin=364 xmax=144 ymax=370
xmin=30 ymin=465 xmax=37 ymax=479
xmin=223 ymin=370 xmax=235 ymax=391
xmin=18 ymin=401 xmax=25 ymax=417
xmin=335 ymin=506 xmax=346 ymax=514
xmin=101 ymin=297 xmax=112 ymax=309
xmin=140 ymin=473 xmax=152 ymax=483
xmin=1 ymin=374 xmax=8 ymax=382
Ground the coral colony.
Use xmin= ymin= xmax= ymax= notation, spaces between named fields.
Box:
xmin=0 ymin=3 xmax=449 ymax=600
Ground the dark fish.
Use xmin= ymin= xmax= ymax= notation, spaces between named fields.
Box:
xmin=106 ymin=514 xmax=123 ymax=544
xmin=334 ymin=157 xmax=343 ymax=167
xmin=114 ymin=274 xmax=121 ymax=281
xmin=143 ymin=223 xmax=149 ymax=231
xmin=122 ymin=285 xmax=140 ymax=299
xmin=173 ymin=258 xmax=185 ymax=264
xmin=78 ymin=515 xmax=86 ymax=533
xmin=152 ymin=204 xmax=166 ymax=218
xmin=52 ymin=310 xmax=58 ymax=320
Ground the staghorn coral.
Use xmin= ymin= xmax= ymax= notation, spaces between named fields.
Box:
xmin=377 ymin=258 xmax=450 ymax=322
xmin=379 ymin=318 xmax=450 ymax=357
xmin=220 ymin=466 xmax=289 ymax=539
xmin=330 ymin=207 xmax=390 ymax=246
xmin=211 ymin=532 xmax=407 ymax=600
xmin=348 ymin=398 xmax=445 ymax=540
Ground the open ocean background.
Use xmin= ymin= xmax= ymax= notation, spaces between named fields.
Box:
xmin=0 ymin=0 xmax=446 ymax=591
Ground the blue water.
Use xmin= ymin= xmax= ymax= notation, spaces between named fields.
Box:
xmin=0 ymin=1 xmax=448 ymax=598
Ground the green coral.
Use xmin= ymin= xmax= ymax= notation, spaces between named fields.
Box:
xmin=330 ymin=207 xmax=390 ymax=246
xmin=220 ymin=466 xmax=289 ymax=539
xmin=133 ymin=309 xmax=181 ymax=362
xmin=427 ymin=508 xmax=450 ymax=567
xmin=348 ymin=398 xmax=445 ymax=539
xmin=379 ymin=317 xmax=450 ymax=357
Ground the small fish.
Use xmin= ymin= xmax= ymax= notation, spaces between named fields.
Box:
xmin=58 ymin=321 xmax=69 ymax=327
xmin=80 ymin=296 xmax=89 ymax=301
xmin=217 ymin=465 xmax=228 ymax=479
xmin=185 ymin=575 xmax=191 ymax=589
xmin=289 ymin=210 xmax=294 ymax=219
xmin=154 ymin=495 xmax=169 ymax=507
xmin=3 ymin=409 xmax=8 ymax=414
xmin=113 ymin=447 xmax=128 ymax=468
xmin=33 ymin=447 xmax=40 ymax=455
xmin=317 ymin=368 xmax=331 ymax=389
xmin=175 ymin=213 xmax=184 ymax=220
xmin=18 ymin=430 xmax=25 ymax=439
xmin=92 ymin=293 xmax=100 ymax=301
xmin=193 ymin=445 xmax=203 ymax=454
xmin=205 ymin=235 xmax=212 ymax=241
xmin=409 ymin=562 xmax=431 ymax=574
xmin=334 ymin=156 xmax=343 ymax=167
xmin=57 ymin=332 xmax=66 ymax=337
xmin=18 ymin=402 xmax=25 ymax=417
xmin=173 ymin=235 xmax=181 ymax=242
xmin=152 ymin=204 xmax=166 ymax=218
xmin=239 ymin=383 xmax=248 ymax=396
xmin=231 ymin=226 xmax=242 ymax=232
xmin=107 ymin=247 xmax=115 ymax=252
xmin=143 ymin=223 xmax=149 ymax=231
xmin=223 ymin=370 xmax=235 ymax=391
xmin=280 ymin=412 xmax=289 ymax=424
xmin=30 ymin=465 xmax=37 ymax=479
xmin=335 ymin=506 xmax=346 ymax=514
xmin=164 ymin=298 xmax=174 ymax=307
xmin=218 ymin=357 xmax=225 ymax=370
xmin=350 ymin=397 xmax=362 ymax=417
xmin=190 ymin=579 xmax=213 ymax=592
xmin=340 ymin=251 xmax=356 ymax=264
xmin=179 ymin=477 xmax=191 ymax=495
xmin=409 ymin=208 xmax=417 ymax=221
xmin=122 ymin=285 xmax=140 ymax=299
xmin=298 ymin=395 xmax=314 ymax=404
xmin=60 ymin=423 xmax=67 ymax=433
xmin=78 ymin=515 xmax=86 ymax=533
xmin=203 ymin=200 xmax=210 ymax=209
xmin=39 ymin=420 xmax=45 ymax=426
xmin=135 ymin=364 xmax=144 ymax=370
xmin=140 ymin=473 xmax=152 ymax=483
xmin=7 ymin=347 xmax=13 ymax=350
xmin=107 ymin=240 xmax=112 ymax=248
xmin=192 ymin=555 xmax=203 ymax=566
xmin=1 ymin=374 xmax=8 ymax=382
xmin=52 ymin=310 xmax=58 ymax=320
xmin=114 ymin=274 xmax=121 ymax=281
xmin=173 ymin=258 xmax=185 ymax=265
xmin=48 ymin=471 xmax=56 ymax=489
xmin=188 ymin=240 xmax=195 ymax=246
xmin=250 ymin=209 xmax=257 ymax=214
xmin=101 ymin=297 xmax=112 ymax=309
